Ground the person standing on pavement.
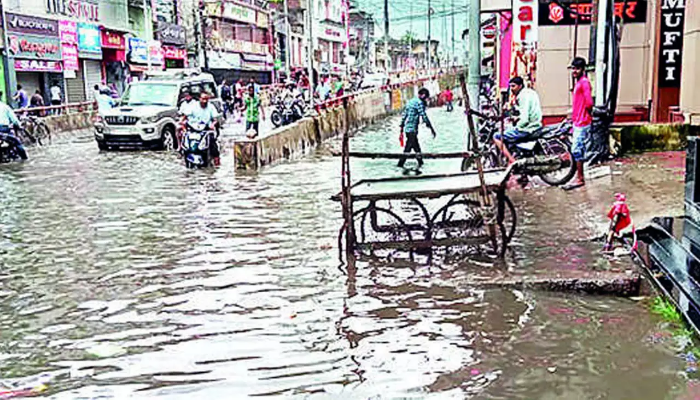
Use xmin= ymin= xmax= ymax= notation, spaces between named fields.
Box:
xmin=50 ymin=84 xmax=62 ymax=115
xmin=397 ymin=88 xmax=436 ymax=169
xmin=243 ymin=84 xmax=266 ymax=138
xmin=29 ymin=90 xmax=45 ymax=116
xmin=13 ymin=85 xmax=28 ymax=110
xmin=563 ymin=56 xmax=594 ymax=191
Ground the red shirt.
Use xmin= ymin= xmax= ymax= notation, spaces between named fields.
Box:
xmin=572 ymin=76 xmax=593 ymax=128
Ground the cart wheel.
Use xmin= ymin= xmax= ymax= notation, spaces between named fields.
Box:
xmin=431 ymin=199 xmax=491 ymax=254
xmin=500 ymin=195 xmax=517 ymax=243
xmin=354 ymin=204 xmax=414 ymax=260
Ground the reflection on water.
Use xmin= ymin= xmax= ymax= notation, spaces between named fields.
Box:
xmin=0 ymin=111 xmax=687 ymax=398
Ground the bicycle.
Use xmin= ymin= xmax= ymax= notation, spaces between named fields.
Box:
xmin=19 ymin=115 xmax=51 ymax=146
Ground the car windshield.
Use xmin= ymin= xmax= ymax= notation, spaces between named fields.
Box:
xmin=122 ymin=83 xmax=178 ymax=107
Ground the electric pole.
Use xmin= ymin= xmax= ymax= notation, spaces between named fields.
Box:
xmin=307 ymin=0 xmax=315 ymax=112
xmin=409 ymin=3 xmax=413 ymax=68
xmin=451 ymin=0 xmax=455 ymax=67
xmin=284 ymin=0 xmax=292 ymax=79
xmin=427 ymin=0 xmax=431 ymax=71
xmin=467 ymin=0 xmax=480 ymax=145
xmin=384 ymin=0 xmax=390 ymax=72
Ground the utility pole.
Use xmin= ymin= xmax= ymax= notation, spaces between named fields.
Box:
xmin=409 ymin=3 xmax=413 ymax=68
xmin=467 ymin=0 xmax=480 ymax=144
xmin=594 ymin=0 xmax=609 ymax=108
xmin=0 ymin=0 xmax=10 ymax=102
xmin=451 ymin=0 xmax=455 ymax=67
xmin=427 ymin=0 xmax=431 ymax=71
xmin=307 ymin=0 xmax=315 ymax=112
xmin=384 ymin=0 xmax=389 ymax=72
xmin=198 ymin=0 xmax=209 ymax=70
xmin=284 ymin=0 xmax=292 ymax=79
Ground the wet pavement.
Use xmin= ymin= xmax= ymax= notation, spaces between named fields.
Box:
xmin=0 ymin=108 xmax=693 ymax=398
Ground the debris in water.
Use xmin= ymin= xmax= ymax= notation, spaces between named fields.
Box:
xmin=470 ymin=369 xmax=480 ymax=376
xmin=630 ymin=296 xmax=646 ymax=302
xmin=547 ymin=366 xmax=557 ymax=373
xmin=0 ymin=383 xmax=47 ymax=399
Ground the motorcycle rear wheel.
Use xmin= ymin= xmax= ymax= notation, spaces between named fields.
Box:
xmin=271 ymin=111 xmax=283 ymax=128
xmin=538 ymin=139 xmax=577 ymax=186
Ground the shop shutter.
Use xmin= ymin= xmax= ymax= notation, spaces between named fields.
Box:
xmin=83 ymin=60 xmax=103 ymax=101
xmin=65 ymin=67 xmax=86 ymax=104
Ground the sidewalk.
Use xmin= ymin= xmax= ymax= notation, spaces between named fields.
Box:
xmin=219 ymin=107 xmax=275 ymax=140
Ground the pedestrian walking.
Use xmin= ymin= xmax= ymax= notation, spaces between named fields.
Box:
xmin=397 ymin=88 xmax=436 ymax=169
xmin=563 ymin=56 xmax=594 ymax=191
xmin=50 ymin=84 xmax=62 ymax=115
xmin=243 ymin=84 xmax=266 ymax=138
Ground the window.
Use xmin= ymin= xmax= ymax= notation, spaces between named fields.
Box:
xmin=201 ymin=82 xmax=217 ymax=98
xmin=253 ymin=27 xmax=268 ymax=44
xmin=236 ymin=26 xmax=252 ymax=42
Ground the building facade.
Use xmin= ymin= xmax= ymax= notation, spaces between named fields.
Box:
xmin=313 ymin=0 xmax=349 ymax=76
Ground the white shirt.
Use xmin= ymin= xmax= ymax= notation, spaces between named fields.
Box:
xmin=96 ymin=93 xmax=114 ymax=113
xmin=50 ymin=86 xmax=61 ymax=101
xmin=184 ymin=103 xmax=219 ymax=126
xmin=0 ymin=102 xmax=19 ymax=127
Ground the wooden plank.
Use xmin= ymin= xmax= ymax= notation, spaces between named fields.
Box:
xmin=356 ymin=236 xmax=492 ymax=250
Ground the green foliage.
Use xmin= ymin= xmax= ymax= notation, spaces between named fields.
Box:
xmin=651 ymin=296 xmax=683 ymax=325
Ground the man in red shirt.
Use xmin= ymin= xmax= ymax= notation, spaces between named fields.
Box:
xmin=564 ymin=57 xmax=594 ymax=190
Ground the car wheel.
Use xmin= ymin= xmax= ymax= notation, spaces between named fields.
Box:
xmin=160 ymin=126 xmax=177 ymax=151
xmin=97 ymin=141 xmax=109 ymax=151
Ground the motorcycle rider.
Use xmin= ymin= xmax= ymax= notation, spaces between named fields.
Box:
xmin=0 ymin=92 xmax=27 ymax=160
xmin=493 ymin=76 xmax=543 ymax=165
xmin=281 ymin=81 xmax=304 ymax=118
xmin=181 ymin=93 xmax=220 ymax=166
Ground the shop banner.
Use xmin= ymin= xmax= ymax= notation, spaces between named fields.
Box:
xmin=163 ymin=46 xmax=187 ymax=60
xmin=219 ymin=39 xmax=268 ymax=55
xmin=539 ymin=0 xmax=647 ymax=25
xmin=256 ymin=12 xmax=269 ymax=28
xmin=205 ymin=2 xmax=222 ymax=17
xmin=62 ymin=43 xmax=79 ymax=70
xmin=78 ymin=23 xmax=102 ymax=57
xmin=15 ymin=59 xmax=63 ymax=72
xmin=148 ymin=41 xmax=165 ymax=66
xmin=128 ymin=37 xmax=149 ymax=64
xmin=5 ymin=13 xmax=59 ymax=37
xmin=208 ymin=51 xmax=241 ymax=69
xmin=101 ymin=30 xmax=125 ymax=50
xmin=156 ymin=22 xmax=186 ymax=46
xmin=7 ymin=34 xmax=62 ymax=61
xmin=223 ymin=2 xmax=257 ymax=24
xmin=59 ymin=20 xmax=78 ymax=45
xmin=318 ymin=24 xmax=345 ymax=42
xmin=658 ymin=0 xmax=685 ymax=87
xmin=513 ymin=0 xmax=538 ymax=44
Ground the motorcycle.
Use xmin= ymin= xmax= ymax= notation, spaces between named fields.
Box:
xmin=181 ymin=120 xmax=216 ymax=169
xmin=0 ymin=130 xmax=28 ymax=163
xmin=462 ymin=119 xmax=576 ymax=187
xmin=271 ymin=95 xmax=305 ymax=128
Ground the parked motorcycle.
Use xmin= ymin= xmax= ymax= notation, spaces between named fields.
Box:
xmin=181 ymin=120 xmax=216 ymax=169
xmin=0 ymin=130 xmax=28 ymax=163
xmin=271 ymin=96 xmax=305 ymax=128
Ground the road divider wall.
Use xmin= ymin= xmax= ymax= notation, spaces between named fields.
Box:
xmin=233 ymin=74 xmax=461 ymax=170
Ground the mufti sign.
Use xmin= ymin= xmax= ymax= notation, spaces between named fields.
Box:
xmin=658 ymin=0 xmax=685 ymax=87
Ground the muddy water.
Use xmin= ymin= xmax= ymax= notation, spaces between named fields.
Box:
xmin=0 ymin=110 xmax=689 ymax=398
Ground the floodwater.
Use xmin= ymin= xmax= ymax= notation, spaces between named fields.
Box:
xmin=0 ymin=109 xmax=691 ymax=399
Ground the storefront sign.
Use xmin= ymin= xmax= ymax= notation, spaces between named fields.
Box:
xmin=62 ymin=44 xmax=79 ymax=70
xmin=5 ymin=13 xmax=59 ymax=36
xmin=318 ymin=24 xmax=345 ymax=42
xmin=222 ymin=2 xmax=257 ymax=24
xmin=77 ymin=23 xmax=102 ymax=56
xmin=256 ymin=11 xmax=269 ymax=28
xmin=127 ymin=38 xmax=164 ymax=66
xmin=513 ymin=0 xmax=538 ymax=43
xmin=539 ymin=0 xmax=647 ymax=25
xmin=59 ymin=20 xmax=78 ymax=44
xmin=205 ymin=2 xmax=222 ymax=17
xmin=208 ymin=51 xmax=241 ymax=69
xmin=156 ymin=22 xmax=186 ymax=46
xmin=163 ymin=45 xmax=187 ymax=60
xmin=220 ymin=39 xmax=268 ymax=55
xmin=14 ymin=59 xmax=63 ymax=72
xmin=8 ymin=34 xmax=62 ymax=60
xmin=101 ymin=30 xmax=125 ymax=49
xmin=47 ymin=0 xmax=100 ymax=22
xmin=658 ymin=0 xmax=685 ymax=87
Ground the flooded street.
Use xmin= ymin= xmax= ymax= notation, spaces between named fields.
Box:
xmin=0 ymin=109 xmax=691 ymax=398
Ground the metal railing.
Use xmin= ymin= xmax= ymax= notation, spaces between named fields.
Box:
xmin=15 ymin=101 xmax=98 ymax=117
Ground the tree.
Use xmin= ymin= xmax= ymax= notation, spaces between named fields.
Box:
xmin=401 ymin=31 xmax=417 ymax=44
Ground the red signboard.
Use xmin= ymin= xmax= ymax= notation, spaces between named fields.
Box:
xmin=163 ymin=45 xmax=187 ymax=60
xmin=539 ymin=0 xmax=647 ymax=25
xmin=62 ymin=43 xmax=79 ymax=70
xmin=15 ymin=59 xmax=62 ymax=72
xmin=101 ymin=30 xmax=125 ymax=49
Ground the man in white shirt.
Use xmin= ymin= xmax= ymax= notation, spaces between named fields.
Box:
xmin=50 ymin=85 xmax=62 ymax=115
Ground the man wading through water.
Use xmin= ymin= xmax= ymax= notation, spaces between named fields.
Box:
xmin=398 ymin=88 xmax=436 ymax=169
xmin=562 ymin=56 xmax=594 ymax=191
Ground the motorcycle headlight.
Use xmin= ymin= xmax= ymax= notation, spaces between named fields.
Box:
xmin=142 ymin=115 xmax=158 ymax=124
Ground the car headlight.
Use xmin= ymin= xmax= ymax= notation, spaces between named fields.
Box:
xmin=142 ymin=115 xmax=158 ymax=124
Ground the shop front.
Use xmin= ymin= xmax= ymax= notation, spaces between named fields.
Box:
xmin=101 ymin=29 xmax=127 ymax=96
xmin=317 ymin=23 xmax=347 ymax=77
xmin=73 ymin=22 xmax=103 ymax=102
xmin=156 ymin=22 xmax=187 ymax=69
xmin=5 ymin=13 xmax=63 ymax=106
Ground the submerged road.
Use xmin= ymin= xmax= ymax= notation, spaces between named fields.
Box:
xmin=0 ymin=107 xmax=691 ymax=398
